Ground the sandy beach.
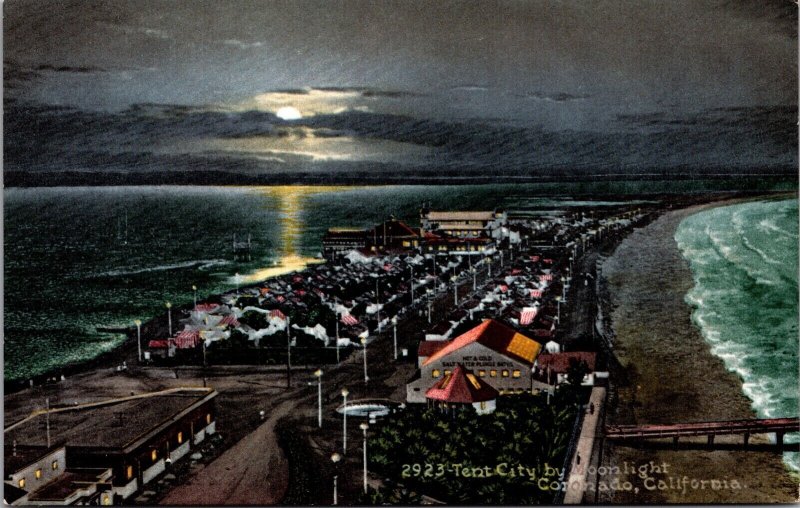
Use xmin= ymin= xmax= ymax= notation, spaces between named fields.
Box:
xmin=598 ymin=201 xmax=799 ymax=503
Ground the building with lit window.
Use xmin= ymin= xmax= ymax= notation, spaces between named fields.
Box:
xmin=4 ymin=445 xmax=115 ymax=506
xmin=420 ymin=209 xmax=508 ymax=240
xmin=407 ymin=319 xmax=543 ymax=403
xmin=4 ymin=388 xmax=217 ymax=503
xmin=425 ymin=364 xmax=499 ymax=415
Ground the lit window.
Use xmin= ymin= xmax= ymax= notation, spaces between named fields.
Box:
xmin=490 ymin=370 xmax=497 ymax=377
xmin=51 ymin=461 xmax=59 ymax=471
xmin=206 ymin=413 xmax=212 ymax=425
xmin=480 ymin=401 xmax=486 ymax=410
xmin=35 ymin=469 xmax=42 ymax=479
xmin=177 ymin=432 xmax=183 ymax=444
xmin=444 ymin=370 xmax=451 ymax=376
xmin=431 ymin=369 xmax=440 ymax=378
xmin=18 ymin=478 xmax=25 ymax=489
xmin=513 ymin=370 xmax=521 ymax=378
xmin=478 ymin=370 xmax=486 ymax=377
xmin=502 ymin=370 xmax=509 ymax=378
xmin=402 ymin=241 xmax=411 ymax=247
xmin=102 ymin=494 xmax=112 ymax=505
xmin=126 ymin=465 xmax=133 ymax=480
xmin=151 ymin=449 xmax=158 ymax=462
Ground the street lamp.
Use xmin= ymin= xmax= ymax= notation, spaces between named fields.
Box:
xmin=165 ymin=302 xmax=172 ymax=336
xmin=341 ymin=388 xmax=349 ymax=454
xmin=375 ymin=278 xmax=380 ymax=331
xmin=452 ymin=276 xmax=458 ymax=307
xmin=486 ymin=257 xmax=492 ymax=277
xmin=335 ymin=313 xmax=341 ymax=365
xmin=235 ymin=272 xmax=240 ymax=294
xmin=360 ymin=336 xmax=369 ymax=385
xmin=134 ymin=319 xmax=142 ymax=362
xmin=331 ymin=453 xmax=341 ymax=505
xmin=561 ymin=277 xmax=567 ymax=302
xmin=426 ymin=289 xmax=433 ymax=323
xmin=409 ymin=265 xmax=415 ymax=302
xmin=555 ymin=296 xmax=562 ymax=323
xmin=286 ymin=316 xmax=292 ymax=388
xmin=360 ymin=422 xmax=370 ymax=494
xmin=314 ymin=369 xmax=323 ymax=428
xmin=472 ymin=267 xmax=477 ymax=292
xmin=192 ymin=285 xmax=197 ymax=310
xmin=392 ymin=316 xmax=398 ymax=360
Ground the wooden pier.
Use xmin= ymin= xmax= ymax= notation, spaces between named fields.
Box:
xmin=605 ymin=417 xmax=799 ymax=448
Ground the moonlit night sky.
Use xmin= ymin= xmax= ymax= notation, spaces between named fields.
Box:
xmin=4 ymin=0 xmax=798 ymax=180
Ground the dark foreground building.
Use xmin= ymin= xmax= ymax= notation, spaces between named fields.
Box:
xmin=4 ymin=388 xmax=217 ymax=504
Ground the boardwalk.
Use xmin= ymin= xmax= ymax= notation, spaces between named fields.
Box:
xmin=605 ymin=417 xmax=799 ymax=446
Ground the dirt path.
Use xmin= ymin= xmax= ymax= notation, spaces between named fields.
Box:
xmin=160 ymin=395 xmax=305 ymax=506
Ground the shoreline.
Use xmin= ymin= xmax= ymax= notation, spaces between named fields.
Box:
xmin=599 ymin=197 xmax=798 ymax=503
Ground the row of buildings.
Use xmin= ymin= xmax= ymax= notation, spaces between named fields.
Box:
xmin=4 ymin=388 xmax=217 ymax=505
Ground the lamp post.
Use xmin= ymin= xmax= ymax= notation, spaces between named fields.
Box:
xmin=165 ymin=302 xmax=172 ymax=336
xmin=561 ymin=277 xmax=567 ymax=302
xmin=426 ymin=289 xmax=433 ymax=323
xmin=331 ymin=453 xmax=341 ymax=505
xmin=134 ymin=319 xmax=142 ymax=362
xmin=360 ymin=336 xmax=369 ymax=385
xmin=286 ymin=316 xmax=292 ymax=388
xmin=452 ymin=276 xmax=458 ymax=307
xmin=335 ymin=313 xmax=341 ymax=365
xmin=375 ymin=278 xmax=382 ymax=332
xmin=314 ymin=369 xmax=323 ymax=428
xmin=472 ymin=267 xmax=477 ymax=291
xmin=341 ymin=388 xmax=349 ymax=454
xmin=360 ymin=422 xmax=369 ymax=494
xmin=409 ymin=265 xmax=415 ymax=302
xmin=392 ymin=316 xmax=398 ymax=360
xmin=555 ymin=296 xmax=562 ymax=323
xmin=192 ymin=285 xmax=197 ymax=310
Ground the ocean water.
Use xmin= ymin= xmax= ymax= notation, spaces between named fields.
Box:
xmin=4 ymin=182 xmax=795 ymax=383
xmin=675 ymin=199 xmax=799 ymax=471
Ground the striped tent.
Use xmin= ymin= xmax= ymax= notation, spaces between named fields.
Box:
xmin=520 ymin=307 xmax=538 ymax=326
xmin=530 ymin=289 xmax=543 ymax=298
xmin=174 ymin=330 xmax=200 ymax=349
xmin=341 ymin=313 xmax=359 ymax=326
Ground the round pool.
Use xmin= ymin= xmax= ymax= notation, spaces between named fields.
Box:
xmin=336 ymin=403 xmax=391 ymax=418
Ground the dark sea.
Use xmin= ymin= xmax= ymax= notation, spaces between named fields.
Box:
xmin=4 ymin=183 xmax=797 ymax=440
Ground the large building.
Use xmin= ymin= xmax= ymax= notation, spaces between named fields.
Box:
xmin=4 ymin=388 xmax=218 ymax=504
xmin=407 ymin=319 xmax=543 ymax=403
xmin=420 ymin=209 xmax=508 ymax=240
xmin=322 ymin=217 xmax=421 ymax=258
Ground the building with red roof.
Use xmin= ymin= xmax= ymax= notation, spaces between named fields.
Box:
xmin=425 ymin=364 xmax=499 ymax=414
xmin=407 ymin=319 xmax=544 ymax=403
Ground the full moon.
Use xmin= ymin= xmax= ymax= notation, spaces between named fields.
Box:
xmin=275 ymin=106 xmax=302 ymax=120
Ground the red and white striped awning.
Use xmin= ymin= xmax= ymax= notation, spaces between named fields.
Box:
xmin=269 ymin=309 xmax=286 ymax=321
xmin=538 ymin=274 xmax=554 ymax=281
xmin=341 ymin=313 xmax=359 ymax=326
xmin=174 ymin=330 xmax=200 ymax=349
xmin=220 ymin=314 xmax=240 ymax=328
xmin=195 ymin=303 xmax=219 ymax=313
xmin=520 ymin=307 xmax=538 ymax=326
xmin=530 ymin=289 xmax=543 ymax=298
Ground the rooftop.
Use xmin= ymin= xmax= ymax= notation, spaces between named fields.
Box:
xmin=422 ymin=319 xmax=543 ymax=368
xmin=425 ymin=211 xmax=497 ymax=221
xmin=426 ymin=364 xmax=499 ymax=403
xmin=5 ymin=388 xmax=216 ymax=453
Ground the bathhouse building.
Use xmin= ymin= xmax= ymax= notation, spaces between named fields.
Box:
xmin=407 ymin=319 xmax=543 ymax=403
